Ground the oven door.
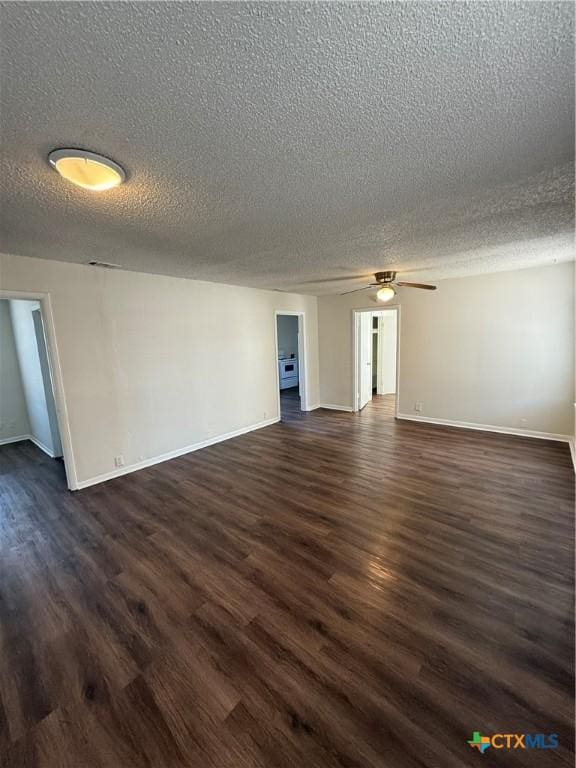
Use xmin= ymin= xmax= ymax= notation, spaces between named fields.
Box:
xmin=281 ymin=360 xmax=297 ymax=380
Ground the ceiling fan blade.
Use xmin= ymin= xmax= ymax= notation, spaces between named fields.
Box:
xmin=396 ymin=282 xmax=437 ymax=290
xmin=292 ymin=274 xmax=372 ymax=286
xmin=340 ymin=286 xmax=371 ymax=295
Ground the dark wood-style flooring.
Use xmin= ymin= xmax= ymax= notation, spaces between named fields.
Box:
xmin=0 ymin=394 xmax=574 ymax=767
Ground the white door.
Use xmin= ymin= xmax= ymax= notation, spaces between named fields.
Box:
xmin=359 ymin=312 xmax=373 ymax=410
xmin=377 ymin=311 xmax=398 ymax=395
xmin=32 ymin=309 xmax=63 ymax=456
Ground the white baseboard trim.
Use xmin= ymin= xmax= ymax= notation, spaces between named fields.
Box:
xmin=292 ymin=402 xmax=355 ymax=413
xmin=0 ymin=434 xmax=30 ymax=447
xmin=29 ymin=435 xmax=57 ymax=458
xmin=75 ymin=416 xmax=280 ymax=490
xmin=0 ymin=433 xmax=57 ymax=457
xmin=317 ymin=403 xmax=354 ymax=412
xmin=396 ymin=413 xmax=571 ymax=443
xmin=569 ymin=439 xmax=575 ymax=472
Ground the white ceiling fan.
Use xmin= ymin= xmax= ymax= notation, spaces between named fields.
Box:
xmin=339 ymin=271 xmax=437 ymax=302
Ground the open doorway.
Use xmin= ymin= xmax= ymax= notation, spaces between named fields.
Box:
xmin=275 ymin=311 xmax=308 ymax=420
xmin=353 ymin=307 xmax=399 ymax=416
xmin=0 ymin=297 xmax=70 ymax=485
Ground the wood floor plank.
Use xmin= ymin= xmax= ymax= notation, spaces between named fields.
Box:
xmin=0 ymin=392 xmax=573 ymax=767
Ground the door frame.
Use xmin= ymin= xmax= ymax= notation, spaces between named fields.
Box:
xmin=352 ymin=305 xmax=401 ymax=416
xmin=274 ymin=310 xmax=309 ymax=414
xmin=0 ymin=289 xmax=78 ymax=490
xmin=357 ymin=310 xmax=374 ymax=411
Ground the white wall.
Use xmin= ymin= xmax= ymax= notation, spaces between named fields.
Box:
xmin=0 ymin=300 xmax=30 ymax=442
xmin=9 ymin=299 xmax=62 ymax=456
xmin=276 ymin=315 xmax=299 ymax=358
xmin=0 ymin=253 xmax=320 ymax=488
xmin=319 ymin=262 xmax=575 ymax=437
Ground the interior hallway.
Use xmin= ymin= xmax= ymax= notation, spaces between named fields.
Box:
xmin=279 ymin=386 xmax=301 ymax=420
xmin=0 ymin=399 xmax=573 ymax=767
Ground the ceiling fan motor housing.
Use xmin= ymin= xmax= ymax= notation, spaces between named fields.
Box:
xmin=375 ymin=271 xmax=396 ymax=284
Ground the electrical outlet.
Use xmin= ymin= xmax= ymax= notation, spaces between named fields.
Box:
xmin=114 ymin=455 xmax=124 ymax=468
xmin=415 ymin=401 xmax=423 ymax=412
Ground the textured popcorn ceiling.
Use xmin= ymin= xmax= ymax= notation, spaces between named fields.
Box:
xmin=0 ymin=1 xmax=574 ymax=294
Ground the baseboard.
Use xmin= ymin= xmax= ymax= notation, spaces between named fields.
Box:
xmin=0 ymin=433 xmax=57 ymax=457
xmin=569 ymin=438 xmax=575 ymax=472
xmin=396 ymin=413 xmax=571 ymax=443
xmin=0 ymin=434 xmax=30 ymax=447
xmin=75 ymin=416 xmax=281 ymax=490
xmin=29 ymin=435 xmax=57 ymax=458
xmin=291 ymin=402 xmax=354 ymax=413
xmin=303 ymin=403 xmax=354 ymax=413
xmin=317 ymin=403 xmax=354 ymax=412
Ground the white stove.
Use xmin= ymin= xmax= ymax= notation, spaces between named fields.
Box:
xmin=278 ymin=357 xmax=298 ymax=389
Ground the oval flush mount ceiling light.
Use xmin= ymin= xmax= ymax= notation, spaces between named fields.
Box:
xmin=48 ymin=148 xmax=125 ymax=191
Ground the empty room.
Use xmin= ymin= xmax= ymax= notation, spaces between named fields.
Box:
xmin=0 ymin=2 xmax=574 ymax=767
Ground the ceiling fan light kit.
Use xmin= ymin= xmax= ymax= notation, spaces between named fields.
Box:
xmin=340 ymin=270 xmax=437 ymax=297
xmin=376 ymin=285 xmax=396 ymax=303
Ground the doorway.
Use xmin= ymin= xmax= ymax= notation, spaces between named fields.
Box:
xmin=0 ymin=292 xmax=75 ymax=489
xmin=275 ymin=311 xmax=308 ymax=419
xmin=353 ymin=307 xmax=399 ymax=415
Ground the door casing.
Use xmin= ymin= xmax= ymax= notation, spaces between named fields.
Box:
xmin=0 ymin=289 xmax=78 ymax=489
xmin=352 ymin=305 xmax=401 ymax=415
